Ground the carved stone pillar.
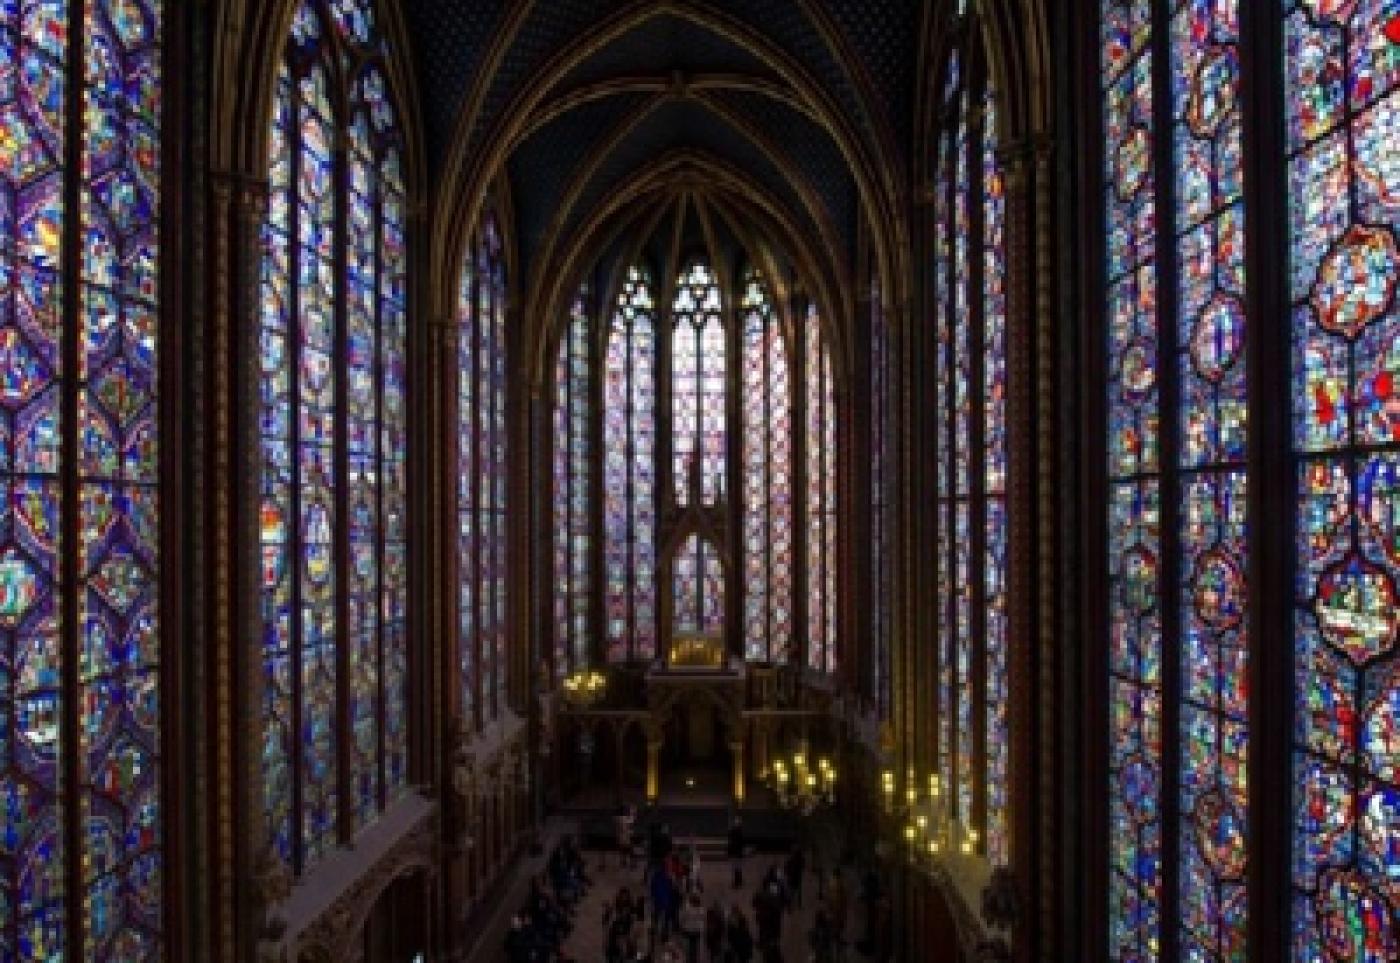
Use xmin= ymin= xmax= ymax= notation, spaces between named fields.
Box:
xmin=754 ymin=722 xmax=770 ymax=781
xmin=731 ymin=739 xmax=746 ymax=804
xmin=613 ymin=722 xmax=626 ymax=804
xmin=646 ymin=736 xmax=662 ymax=803
xmin=1000 ymin=139 xmax=1035 ymax=963
xmin=646 ymin=722 xmax=663 ymax=806
xmin=1031 ymin=136 xmax=1060 ymax=962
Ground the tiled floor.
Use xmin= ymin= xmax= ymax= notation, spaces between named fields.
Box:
xmin=468 ymin=825 xmax=863 ymax=962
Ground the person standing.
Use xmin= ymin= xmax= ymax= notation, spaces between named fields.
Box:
xmin=704 ymin=900 xmax=726 ymax=962
xmin=824 ymin=871 xmax=848 ymax=963
xmin=808 ymin=907 xmax=836 ymax=963
xmin=726 ymin=906 xmax=755 ymax=963
xmin=784 ymin=847 xmax=806 ymax=909
xmin=651 ymin=857 xmax=677 ymax=946
xmin=872 ymin=889 xmax=893 ymax=963
xmin=857 ymin=867 xmax=879 ymax=954
xmin=727 ymin=817 xmax=746 ymax=889
xmin=616 ymin=804 xmax=636 ymax=869
xmin=680 ymin=891 xmax=706 ymax=963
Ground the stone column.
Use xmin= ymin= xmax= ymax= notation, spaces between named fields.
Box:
xmin=754 ymin=722 xmax=770 ymax=782
xmin=731 ymin=738 xmax=746 ymax=805
xmin=646 ymin=736 xmax=662 ymax=803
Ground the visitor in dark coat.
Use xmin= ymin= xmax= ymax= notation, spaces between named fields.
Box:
xmin=784 ymin=848 xmax=806 ymax=909
xmin=650 ymin=858 xmax=677 ymax=943
xmin=754 ymin=879 xmax=783 ymax=948
xmin=705 ymin=900 xmax=726 ymax=962
xmin=727 ymin=818 xmax=746 ymax=888
xmin=726 ymin=907 xmax=755 ymax=963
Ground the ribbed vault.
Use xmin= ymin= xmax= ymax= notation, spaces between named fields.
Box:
xmin=399 ymin=0 xmax=923 ymax=358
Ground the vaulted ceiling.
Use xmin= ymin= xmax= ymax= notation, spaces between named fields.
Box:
xmin=402 ymin=1 xmax=922 ymax=323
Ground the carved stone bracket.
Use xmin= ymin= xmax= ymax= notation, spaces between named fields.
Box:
xmin=913 ymin=857 xmax=1019 ymax=963
xmin=252 ymin=844 xmax=294 ymax=944
xmin=923 ymin=859 xmax=993 ymax=962
xmin=256 ymin=796 xmax=438 ymax=963
xmin=452 ymin=710 xmax=528 ymax=850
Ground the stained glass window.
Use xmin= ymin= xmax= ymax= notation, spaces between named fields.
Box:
xmin=804 ymin=304 xmax=837 ymax=674
xmin=261 ymin=0 xmax=409 ymax=874
xmin=1286 ymin=2 xmax=1400 ymax=959
xmin=553 ymin=286 xmax=593 ymax=677
xmin=982 ymin=97 xmax=1009 ymax=869
xmin=0 ymin=0 xmax=166 ymax=955
xmin=674 ymin=534 xmax=724 ymax=635
xmin=871 ymin=270 xmax=894 ymax=717
xmin=457 ymin=213 xmax=509 ymax=724
xmin=1100 ymin=0 xmax=1166 ymax=951
xmin=671 ymin=262 xmax=726 ymax=507
xmin=603 ymin=266 xmax=658 ymax=662
xmin=930 ymin=42 xmax=1011 ymax=866
xmin=741 ymin=267 xmax=794 ymax=663
xmin=1098 ymin=0 xmax=1249 ymax=954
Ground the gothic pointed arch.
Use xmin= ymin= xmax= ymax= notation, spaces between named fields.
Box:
xmin=258 ymin=0 xmax=414 ymax=875
xmin=918 ymin=0 xmax=1014 ymax=871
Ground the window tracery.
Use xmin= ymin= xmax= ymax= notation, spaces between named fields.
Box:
xmin=261 ymin=0 xmax=409 ymax=874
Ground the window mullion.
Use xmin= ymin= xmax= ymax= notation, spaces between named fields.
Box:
xmin=332 ymin=94 xmax=353 ymax=847
xmin=372 ymin=129 xmax=387 ymax=814
xmin=968 ymin=72 xmax=990 ymax=853
xmin=1149 ymin=0 xmax=1184 ymax=956
xmin=1241 ymin=2 xmax=1292 ymax=957
xmin=59 ymin=2 xmax=87 ymax=952
xmin=287 ymin=61 xmax=308 ymax=874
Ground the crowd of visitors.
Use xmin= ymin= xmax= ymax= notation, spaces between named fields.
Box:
xmin=500 ymin=808 xmax=884 ymax=963
xmin=596 ymin=809 xmax=865 ymax=963
xmin=502 ymin=837 xmax=591 ymax=963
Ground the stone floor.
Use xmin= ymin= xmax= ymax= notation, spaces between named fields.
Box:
xmin=466 ymin=822 xmax=863 ymax=962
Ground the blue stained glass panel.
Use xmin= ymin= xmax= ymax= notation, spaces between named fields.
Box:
xmin=604 ymin=267 xmax=657 ymax=662
xmin=741 ymin=267 xmax=792 ymax=663
xmin=1286 ymin=1 xmax=1400 ymax=957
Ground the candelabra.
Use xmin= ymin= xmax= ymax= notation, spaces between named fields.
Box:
xmin=764 ymin=745 xmax=837 ymax=814
xmin=560 ymin=668 xmax=607 ymax=710
xmin=880 ymin=766 xmax=981 ymax=865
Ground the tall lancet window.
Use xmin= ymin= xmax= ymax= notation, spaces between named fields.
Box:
xmin=0 ymin=0 xmax=167 ymax=955
xmin=261 ymin=0 xmax=409 ymax=875
xmin=457 ymin=213 xmax=508 ymax=726
xmin=603 ymin=266 xmax=658 ymax=662
xmin=553 ymin=286 xmax=593 ymax=676
xmin=1087 ymin=0 xmax=1400 ymax=956
xmin=804 ymin=304 xmax=837 ymax=674
xmin=675 ymin=534 xmax=724 ymax=635
xmin=1097 ymin=0 xmax=1251 ymax=953
xmin=741 ymin=267 xmax=794 ymax=662
xmin=1285 ymin=3 xmax=1399 ymax=959
xmin=930 ymin=38 xmax=1010 ymax=866
xmin=671 ymin=262 xmax=726 ymax=506
xmin=871 ymin=270 xmax=894 ymax=716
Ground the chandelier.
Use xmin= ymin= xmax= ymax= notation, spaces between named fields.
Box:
xmin=881 ymin=767 xmax=980 ymax=862
xmin=765 ymin=746 xmax=837 ymax=814
xmin=560 ymin=668 xmax=607 ymax=710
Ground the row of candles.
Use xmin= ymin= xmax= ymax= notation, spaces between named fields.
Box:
xmin=768 ymin=750 xmax=838 ymax=809
xmin=561 ymin=669 xmax=607 ymax=708
xmin=881 ymin=767 xmax=981 ymax=857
